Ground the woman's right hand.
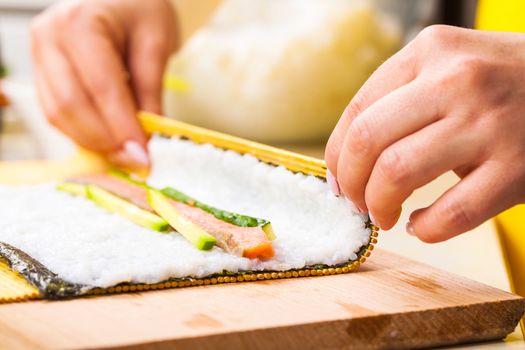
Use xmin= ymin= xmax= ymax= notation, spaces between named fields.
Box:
xmin=31 ymin=0 xmax=179 ymax=167
xmin=325 ymin=26 xmax=525 ymax=242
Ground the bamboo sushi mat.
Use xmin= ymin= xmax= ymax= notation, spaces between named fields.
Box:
xmin=0 ymin=260 xmax=40 ymax=302
xmin=0 ymin=112 xmax=377 ymax=303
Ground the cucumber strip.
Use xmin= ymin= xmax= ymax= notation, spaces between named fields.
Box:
xmin=160 ymin=187 xmax=276 ymax=240
xmin=87 ymin=185 xmax=170 ymax=233
xmin=262 ymin=223 xmax=276 ymax=241
xmin=107 ymin=170 xmax=276 ymax=241
xmin=108 ymin=169 xmax=150 ymax=189
xmin=147 ymin=190 xmax=216 ymax=251
xmin=56 ymin=182 xmax=88 ymax=197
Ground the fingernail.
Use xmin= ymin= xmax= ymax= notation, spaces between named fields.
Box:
xmin=369 ymin=213 xmax=380 ymax=229
xmin=123 ymin=140 xmax=149 ymax=167
xmin=326 ymin=169 xmax=341 ymax=196
xmin=344 ymin=197 xmax=360 ymax=214
xmin=358 ymin=206 xmax=368 ymax=214
xmin=406 ymin=221 xmax=416 ymax=236
xmin=347 ymin=200 xmax=368 ymax=215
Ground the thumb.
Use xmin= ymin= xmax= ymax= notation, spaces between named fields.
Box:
xmin=128 ymin=23 xmax=179 ymax=114
xmin=408 ymin=163 xmax=519 ymax=243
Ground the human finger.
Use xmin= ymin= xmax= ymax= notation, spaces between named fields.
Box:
xmin=127 ymin=11 xmax=178 ymax=113
xmin=325 ymin=42 xmax=418 ymax=178
xmin=64 ymin=30 xmax=148 ymax=153
xmin=33 ymin=40 xmax=118 ymax=152
xmin=336 ymin=80 xmax=438 ymax=212
xmin=407 ymin=163 xmax=521 ymax=242
xmin=364 ymin=118 xmax=484 ymax=229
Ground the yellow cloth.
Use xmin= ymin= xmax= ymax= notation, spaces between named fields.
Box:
xmin=476 ymin=0 xmax=525 ymax=333
xmin=476 ymin=0 xmax=525 ymax=32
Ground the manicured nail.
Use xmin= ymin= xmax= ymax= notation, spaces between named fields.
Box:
xmin=347 ymin=200 xmax=368 ymax=215
xmin=326 ymin=169 xmax=341 ymax=196
xmin=123 ymin=140 xmax=149 ymax=167
xmin=406 ymin=221 xmax=416 ymax=236
xmin=369 ymin=213 xmax=380 ymax=229
xmin=344 ymin=197 xmax=360 ymax=214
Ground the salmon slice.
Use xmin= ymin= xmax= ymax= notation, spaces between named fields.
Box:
xmin=69 ymin=174 xmax=275 ymax=260
xmin=71 ymin=174 xmax=151 ymax=210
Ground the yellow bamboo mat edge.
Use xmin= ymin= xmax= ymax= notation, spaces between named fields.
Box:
xmin=0 ymin=259 xmax=40 ymax=302
xmin=0 ymin=112 xmax=374 ymax=303
xmin=139 ymin=112 xmax=327 ymax=177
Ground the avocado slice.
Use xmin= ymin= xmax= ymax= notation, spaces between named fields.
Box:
xmin=87 ymin=185 xmax=170 ymax=233
xmin=108 ymin=169 xmax=150 ymax=189
xmin=147 ymin=189 xmax=217 ymax=251
xmin=106 ymin=171 xmax=276 ymax=241
xmin=261 ymin=223 xmax=276 ymax=241
xmin=56 ymin=182 xmax=88 ymax=197
xmin=160 ymin=187 xmax=276 ymax=241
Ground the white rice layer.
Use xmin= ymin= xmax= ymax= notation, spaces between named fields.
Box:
xmin=0 ymin=137 xmax=370 ymax=287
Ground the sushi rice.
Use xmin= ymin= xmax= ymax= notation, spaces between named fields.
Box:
xmin=0 ymin=136 xmax=370 ymax=288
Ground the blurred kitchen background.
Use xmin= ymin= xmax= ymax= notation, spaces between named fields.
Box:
xmin=0 ymin=0 xmax=516 ymax=298
xmin=0 ymin=0 xmax=477 ymax=161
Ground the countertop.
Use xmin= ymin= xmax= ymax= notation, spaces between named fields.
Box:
xmin=0 ymin=116 xmax=523 ymax=349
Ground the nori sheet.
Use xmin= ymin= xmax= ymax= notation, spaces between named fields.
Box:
xmin=0 ymin=231 xmax=372 ymax=300
xmin=0 ymin=242 xmax=90 ymax=298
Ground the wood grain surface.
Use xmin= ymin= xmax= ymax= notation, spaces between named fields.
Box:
xmin=0 ymin=249 xmax=522 ymax=350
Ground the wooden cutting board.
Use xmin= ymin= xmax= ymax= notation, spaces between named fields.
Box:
xmin=0 ymin=249 xmax=522 ymax=350
xmin=0 ymin=151 xmax=522 ymax=349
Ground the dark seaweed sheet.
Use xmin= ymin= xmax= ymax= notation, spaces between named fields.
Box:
xmin=0 ymin=242 xmax=90 ymax=298
xmin=0 ymin=230 xmax=372 ymax=300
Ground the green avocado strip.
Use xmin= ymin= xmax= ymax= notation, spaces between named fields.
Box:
xmin=58 ymin=171 xmax=276 ymax=240
xmin=160 ymin=187 xmax=276 ymax=240
xmin=56 ymin=182 xmax=87 ymax=197
xmin=108 ymin=169 xmax=150 ymax=188
xmin=147 ymin=190 xmax=216 ymax=250
xmin=87 ymin=185 xmax=170 ymax=233
xmin=109 ymin=170 xmax=276 ymax=240
xmin=57 ymin=182 xmax=170 ymax=233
